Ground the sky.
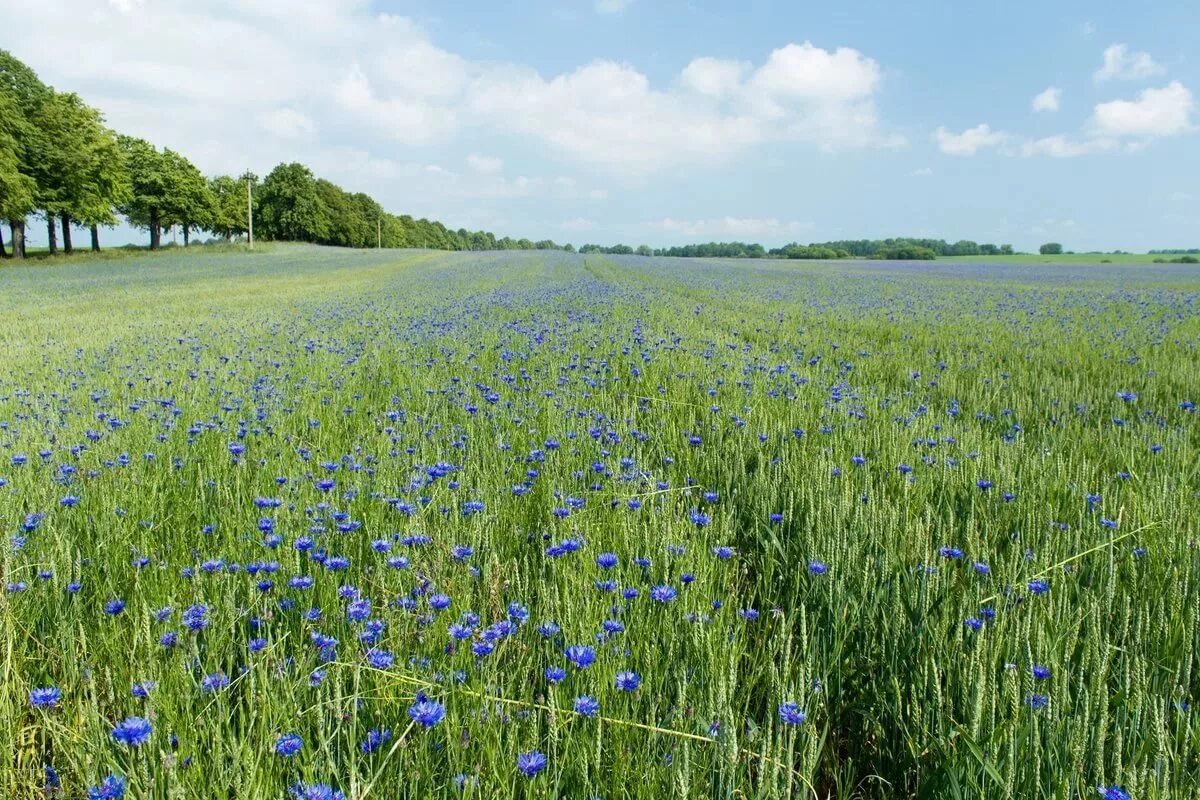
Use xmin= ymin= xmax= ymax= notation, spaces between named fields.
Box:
xmin=4 ymin=0 xmax=1198 ymax=251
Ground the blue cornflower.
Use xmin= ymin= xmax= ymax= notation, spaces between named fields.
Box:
xmin=614 ymin=671 xmax=641 ymax=691
xmin=111 ymin=716 xmax=152 ymax=746
xmin=565 ymin=645 xmax=596 ymax=669
xmin=200 ymin=673 xmax=230 ymax=692
xmin=104 ymin=599 xmax=126 ymax=616
xmin=275 ymin=732 xmax=303 ymax=756
xmin=1098 ymin=787 xmax=1131 ymax=800
xmin=1032 ymin=665 xmax=1051 ymax=680
xmin=712 ymin=546 xmax=735 ymax=560
xmin=964 ymin=617 xmax=983 ymax=631
xmin=429 ymin=593 xmax=452 ymax=611
xmin=1028 ymin=579 xmax=1050 ymax=595
xmin=408 ymin=698 xmax=446 ymax=728
xmin=808 ymin=561 xmax=828 ymax=575
xmin=778 ymin=701 xmax=807 ymax=725
xmin=289 ymin=784 xmax=346 ymax=800
xmin=545 ymin=666 xmax=567 ymax=683
xmin=574 ymin=695 xmax=600 ymax=717
xmin=650 ymin=585 xmax=677 ymax=603
xmin=366 ymin=649 xmax=395 ymax=670
xmin=30 ymin=687 xmax=62 ymax=709
xmin=361 ymin=728 xmax=392 ymax=753
xmin=596 ymin=552 xmax=619 ymax=570
xmin=516 ymin=750 xmax=548 ymax=778
xmin=1027 ymin=693 xmax=1049 ymax=710
xmin=87 ymin=774 xmax=126 ymax=800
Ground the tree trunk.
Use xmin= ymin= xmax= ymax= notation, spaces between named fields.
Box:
xmin=183 ymin=223 xmax=190 ymax=247
xmin=47 ymin=214 xmax=58 ymax=255
xmin=10 ymin=220 xmax=25 ymax=259
xmin=91 ymin=224 xmax=101 ymax=252
xmin=61 ymin=214 xmax=73 ymax=254
xmin=0 ymin=232 xmax=7 ymax=258
xmin=149 ymin=207 xmax=161 ymax=250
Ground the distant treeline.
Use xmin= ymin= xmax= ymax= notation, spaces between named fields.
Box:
xmin=578 ymin=238 xmax=1019 ymax=261
xmin=0 ymin=50 xmax=567 ymax=257
xmin=1149 ymin=249 xmax=1200 ymax=255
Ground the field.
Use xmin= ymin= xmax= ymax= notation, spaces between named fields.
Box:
xmin=2 ymin=245 xmax=1198 ymax=799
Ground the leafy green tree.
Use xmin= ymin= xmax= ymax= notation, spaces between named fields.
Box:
xmin=208 ymin=173 xmax=258 ymax=242
xmin=257 ymin=162 xmax=329 ymax=242
xmin=118 ymin=136 xmax=175 ymax=249
xmin=1039 ymin=242 xmax=1063 ymax=255
xmin=0 ymin=49 xmax=51 ymax=258
xmin=159 ymin=149 xmax=214 ymax=246
xmin=0 ymin=88 xmax=36 ymax=258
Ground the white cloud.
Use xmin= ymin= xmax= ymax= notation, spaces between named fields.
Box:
xmin=1019 ymin=135 xmax=1116 ymax=158
xmin=748 ymin=42 xmax=880 ymax=101
xmin=681 ymin=57 xmax=750 ymax=97
xmin=934 ymin=124 xmax=1007 ymax=156
xmin=655 ymin=217 xmax=810 ymax=238
xmin=333 ymin=64 xmax=457 ymax=144
xmin=910 ymin=167 xmax=933 ymax=176
xmin=257 ymin=108 xmax=316 ymax=140
xmin=1094 ymin=44 xmax=1165 ymax=83
xmin=560 ymin=217 xmax=596 ymax=232
xmin=595 ymin=0 xmax=633 ymax=12
xmin=1032 ymin=87 xmax=1061 ymax=112
xmin=467 ymin=153 xmax=504 ymax=173
xmin=1089 ymin=81 xmax=1195 ymax=138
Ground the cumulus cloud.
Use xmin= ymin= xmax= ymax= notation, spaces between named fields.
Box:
xmin=1032 ymin=87 xmax=1061 ymax=112
xmin=1089 ymin=81 xmax=1195 ymax=138
xmin=2 ymin=1 xmax=899 ymax=179
xmin=1094 ymin=44 xmax=1165 ymax=83
xmin=934 ymin=124 xmax=1007 ymax=156
xmin=1019 ymin=135 xmax=1116 ymax=158
xmin=467 ymin=154 xmax=504 ymax=173
xmin=257 ymin=108 xmax=317 ymax=140
xmin=560 ymin=217 xmax=596 ymax=232
xmin=654 ymin=217 xmax=811 ymax=238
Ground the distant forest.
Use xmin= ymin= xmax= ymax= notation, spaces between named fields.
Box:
xmin=580 ymin=239 xmax=1017 ymax=260
xmin=0 ymin=50 xmax=570 ymax=258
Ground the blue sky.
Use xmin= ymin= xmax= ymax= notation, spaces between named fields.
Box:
xmin=5 ymin=0 xmax=1198 ymax=250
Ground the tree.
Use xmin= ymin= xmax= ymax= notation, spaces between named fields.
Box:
xmin=159 ymin=149 xmax=214 ymax=246
xmin=119 ymin=136 xmax=174 ymax=249
xmin=209 ymin=172 xmax=258 ymax=242
xmin=1039 ymin=242 xmax=1063 ymax=255
xmin=0 ymin=87 xmax=36 ymax=258
xmin=0 ymin=49 xmax=52 ymax=258
xmin=257 ymin=162 xmax=329 ymax=242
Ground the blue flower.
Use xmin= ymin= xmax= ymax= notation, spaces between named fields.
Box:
xmin=30 ymin=687 xmax=62 ymax=709
xmin=516 ymin=750 xmax=548 ymax=778
xmin=1032 ymin=665 xmax=1051 ymax=680
xmin=596 ymin=552 xmax=619 ymax=569
xmin=650 ymin=585 xmax=677 ymax=603
xmin=275 ymin=732 xmax=303 ymax=756
xmin=289 ymin=784 xmax=346 ymax=800
xmin=104 ymin=599 xmax=126 ymax=616
xmin=964 ymin=617 xmax=983 ymax=631
xmin=366 ymin=649 xmax=395 ymax=670
xmin=574 ymin=695 xmax=600 ymax=717
xmin=361 ymin=727 xmax=392 ymax=753
xmin=1098 ymin=787 xmax=1131 ymax=800
xmin=565 ymin=645 xmax=596 ymax=669
xmin=408 ymin=698 xmax=446 ymax=728
xmin=1027 ymin=693 xmax=1049 ymax=710
xmin=807 ymin=561 xmax=828 ymax=575
xmin=614 ymin=671 xmax=641 ymax=691
xmin=200 ymin=672 xmax=230 ymax=692
xmin=778 ymin=701 xmax=806 ymax=725
xmin=545 ymin=666 xmax=567 ymax=683
xmin=1028 ymin=579 xmax=1050 ymax=595
xmin=111 ymin=716 xmax=152 ymax=747
xmin=87 ymin=774 xmax=126 ymax=800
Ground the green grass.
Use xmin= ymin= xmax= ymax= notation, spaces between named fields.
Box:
xmin=1 ymin=245 xmax=1198 ymax=799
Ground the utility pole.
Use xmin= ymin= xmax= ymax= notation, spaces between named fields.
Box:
xmin=377 ymin=216 xmax=381 ymax=249
xmin=247 ymin=175 xmax=254 ymax=250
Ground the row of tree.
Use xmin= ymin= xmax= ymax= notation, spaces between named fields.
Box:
xmin=2 ymin=50 xmax=568 ymax=258
xmin=574 ymin=238 xmax=1021 ymax=260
